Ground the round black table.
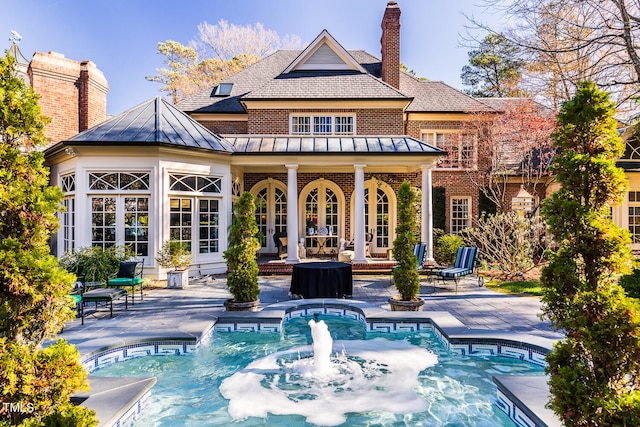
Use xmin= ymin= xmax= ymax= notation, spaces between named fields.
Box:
xmin=290 ymin=262 xmax=353 ymax=299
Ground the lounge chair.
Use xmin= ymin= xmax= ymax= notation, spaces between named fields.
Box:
xmin=105 ymin=260 xmax=144 ymax=304
xmin=435 ymin=246 xmax=479 ymax=293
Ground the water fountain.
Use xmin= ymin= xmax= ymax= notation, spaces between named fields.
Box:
xmin=219 ymin=317 xmax=439 ymax=426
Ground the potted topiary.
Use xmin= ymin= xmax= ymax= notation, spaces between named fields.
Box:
xmin=389 ymin=181 xmax=425 ymax=311
xmin=223 ymin=191 xmax=261 ymax=311
xmin=156 ymin=240 xmax=192 ymax=289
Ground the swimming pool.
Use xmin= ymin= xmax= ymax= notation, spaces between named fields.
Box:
xmin=94 ymin=315 xmax=545 ymax=426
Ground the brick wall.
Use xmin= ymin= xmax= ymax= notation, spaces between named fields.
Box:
xmin=246 ymin=108 xmax=404 ymax=135
xmin=28 ymin=52 xmax=108 ymax=143
xmin=200 ymin=120 xmax=248 ymax=135
xmin=381 ymin=1 xmax=401 ymax=89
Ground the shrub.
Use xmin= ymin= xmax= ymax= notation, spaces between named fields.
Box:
xmin=464 ymin=211 xmax=547 ymax=278
xmin=59 ymin=245 xmax=135 ymax=283
xmin=155 ymin=240 xmax=192 ymax=271
xmin=434 ymin=233 xmax=464 ymax=265
xmin=619 ymin=260 xmax=640 ymax=299
xmin=223 ymin=191 xmax=261 ymax=303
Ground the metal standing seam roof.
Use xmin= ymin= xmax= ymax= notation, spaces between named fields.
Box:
xmin=65 ymin=96 xmax=234 ymax=153
xmin=224 ymin=135 xmax=446 ymax=155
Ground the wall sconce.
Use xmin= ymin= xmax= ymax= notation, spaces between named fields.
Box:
xmin=64 ymin=146 xmax=77 ymax=157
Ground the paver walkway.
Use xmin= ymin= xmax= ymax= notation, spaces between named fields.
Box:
xmin=60 ymin=274 xmax=564 ymax=353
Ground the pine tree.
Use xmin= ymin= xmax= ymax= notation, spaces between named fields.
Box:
xmin=541 ymin=81 xmax=640 ymax=425
xmin=0 ymin=53 xmax=96 ymax=426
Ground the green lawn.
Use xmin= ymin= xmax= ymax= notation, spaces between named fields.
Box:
xmin=484 ymin=279 xmax=543 ymax=296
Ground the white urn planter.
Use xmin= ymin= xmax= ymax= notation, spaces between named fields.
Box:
xmin=167 ymin=270 xmax=189 ymax=289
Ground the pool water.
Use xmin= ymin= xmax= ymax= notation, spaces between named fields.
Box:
xmin=94 ymin=316 xmax=544 ymax=426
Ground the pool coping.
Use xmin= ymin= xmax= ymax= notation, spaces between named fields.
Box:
xmin=79 ymin=298 xmax=560 ymax=427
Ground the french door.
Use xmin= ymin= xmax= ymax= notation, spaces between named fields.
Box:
xmin=252 ymin=181 xmax=287 ymax=254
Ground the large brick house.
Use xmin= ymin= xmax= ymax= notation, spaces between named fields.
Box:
xmin=42 ymin=1 xmax=537 ymax=279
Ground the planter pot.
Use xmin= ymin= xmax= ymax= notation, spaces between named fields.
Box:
xmin=388 ymin=297 xmax=425 ymax=311
xmin=167 ymin=270 xmax=189 ymax=289
xmin=224 ymin=299 xmax=260 ymax=312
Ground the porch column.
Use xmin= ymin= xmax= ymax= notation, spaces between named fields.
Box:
xmin=421 ymin=164 xmax=434 ymax=261
xmin=285 ymin=164 xmax=300 ymax=263
xmin=353 ymin=164 xmax=367 ymax=263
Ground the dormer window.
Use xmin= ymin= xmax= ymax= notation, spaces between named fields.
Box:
xmin=214 ymin=83 xmax=233 ymax=96
xmin=290 ymin=114 xmax=355 ymax=135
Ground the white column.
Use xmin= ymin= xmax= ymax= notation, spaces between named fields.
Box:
xmin=421 ymin=164 xmax=434 ymax=261
xmin=285 ymin=164 xmax=300 ymax=263
xmin=353 ymin=164 xmax=367 ymax=263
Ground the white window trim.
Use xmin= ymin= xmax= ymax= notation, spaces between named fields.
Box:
xmin=450 ymin=196 xmax=472 ymax=234
xmin=289 ymin=114 xmax=356 ymax=136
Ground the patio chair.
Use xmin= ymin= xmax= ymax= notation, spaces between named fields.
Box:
xmin=435 ymin=246 xmax=479 ymax=293
xmin=105 ymin=260 xmax=144 ymax=304
xmin=273 ymin=231 xmax=288 ymax=259
xmin=390 ymin=242 xmax=427 ymax=285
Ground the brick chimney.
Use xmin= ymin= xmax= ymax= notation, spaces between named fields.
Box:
xmin=28 ymin=52 xmax=108 ymax=143
xmin=381 ymin=1 xmax=401 ymax=89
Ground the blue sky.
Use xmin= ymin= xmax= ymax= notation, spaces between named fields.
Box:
xmin=2 ymin=0 xmax=496 ymax=115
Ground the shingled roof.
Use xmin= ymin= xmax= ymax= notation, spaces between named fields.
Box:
xmin=61 ymin=97 xmax=234 ymax=152
xmin=176 ymin=42 xmax=493 ymax=115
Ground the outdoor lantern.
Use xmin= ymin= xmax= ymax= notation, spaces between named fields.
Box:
xmin=512 ymin=186 xmax=535 ymax=216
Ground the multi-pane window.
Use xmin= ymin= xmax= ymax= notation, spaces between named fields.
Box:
xmin=61 ymin=174 xmax=75 ymax=253
xmin=292 ymin=116 xmax=311 ymax=134
xmin=314 ymin=116 xmax=332 ymax=134
xmin=629 ymin=191 xmax=640 ymax=243
xmin=451 ymin=197 xmax=471 ymax=234
xmin=291 ymin=115 xmax=355 ymax=135
xmin=422 ymin=131 xmax=475 ymax=169
xmin=170 ymin=198 xmax=192 ymax=252
xmin=334 ymin=116 xmax=354 ymax=134
xmin=169 ymin=173 xmax=222 ymax=255
xmin=89 ymin=172 xmax=150 ymax=257
xmin=199 ymin=200 xmax=219 ymax=254
xmin=91 ymin=197 xmax=117 ymax=249
xmin=124 ymin=197 xmax=149 ymax=257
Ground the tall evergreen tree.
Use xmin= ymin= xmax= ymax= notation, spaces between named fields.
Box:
xmin=541 ymin=81 xmax=640 ymax=425
xmin=0 ymin=53 xmax=96 ymax=426
xmin=461 ymin=33 xmax=526 ymax=97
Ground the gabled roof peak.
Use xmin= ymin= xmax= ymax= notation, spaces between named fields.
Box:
xmin=283 ymin=29 xmax=366 ymax=73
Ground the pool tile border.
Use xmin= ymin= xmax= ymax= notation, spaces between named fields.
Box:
xmin=81 ymin=299 xmax=558 ymax=427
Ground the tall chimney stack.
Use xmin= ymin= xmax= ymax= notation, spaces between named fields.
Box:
xmin=381 ymin=1 xmax=401 ymax=89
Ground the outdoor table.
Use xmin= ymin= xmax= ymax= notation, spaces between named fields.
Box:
xmin=290 ymin=261 xmax=352 ymax=299
xmin=305 ymin=235 xmax=338 ymax=257
xmin=80 ymin=288 xmax=128 ymax=324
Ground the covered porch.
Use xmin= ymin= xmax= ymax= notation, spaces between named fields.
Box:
xmin=228 ymin=135 xmax=445 ymax=265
